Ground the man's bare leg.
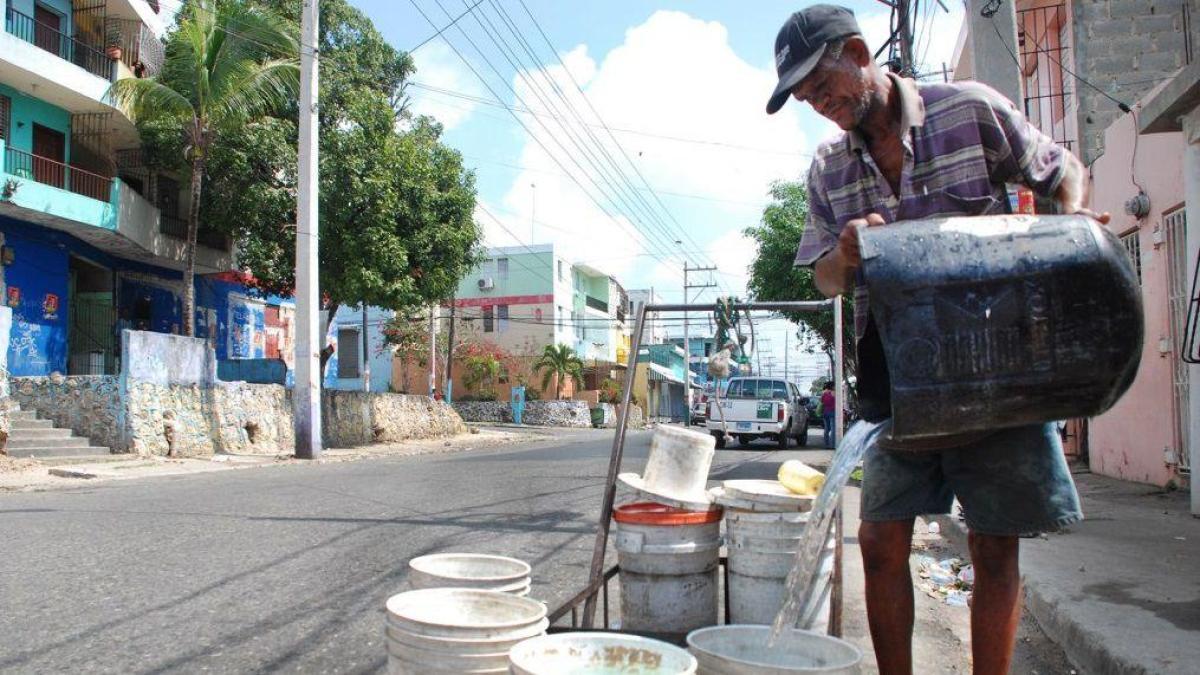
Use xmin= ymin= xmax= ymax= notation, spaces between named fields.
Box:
xmin=968 ymin=532 xmax=1021 ymax=675
xmin=860 ymin=519 xmax=916 ymax=675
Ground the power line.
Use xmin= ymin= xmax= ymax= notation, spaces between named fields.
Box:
xmin=407 ymin=0 xmax=487 ymax=52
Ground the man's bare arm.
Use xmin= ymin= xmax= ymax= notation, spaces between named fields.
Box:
xmin=1055 ymin=152 xmax=1111 ymax=224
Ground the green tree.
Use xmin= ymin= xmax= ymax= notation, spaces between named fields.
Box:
xmin=533 ymin=344 xmax=584 ymax=400
xmin=462 ymin=353 xmax=502 ymax=400
xmin=744 ymin=180 xmax=856 ymax=378
xmin=199 ymin=0 xmax=483 ymax=372
xmin=109 ymin=0 xmax=299 ymax=336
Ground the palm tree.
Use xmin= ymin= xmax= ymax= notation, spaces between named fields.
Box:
xmin=109 ymin=1 xmax=298 ymax=336
xmin=462 ymin=353 xmax=502 ymax=400
xmin=533 ymin=344 xmax=584 ymax=400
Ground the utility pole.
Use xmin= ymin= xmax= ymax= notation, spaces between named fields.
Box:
xmin=784 ymin=331 xmax=789 ymax=386
xmin=682 ymin=262 xmax=717 ymax=425
xmin=444 ymin=299 xmax=456 ymax=403
xmin=428 ymin=305 xmax=437 ymax=397
xmin=293 ymin=0 xmax=321 ymax=459
xmin=897 ymin=0 xmax=915 ymax=76
xmin=362 ymin=304 xmax=370 ymax=392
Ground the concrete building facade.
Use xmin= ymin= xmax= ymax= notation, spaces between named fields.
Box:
xmin=951 ymin=0 xmax=1197 ymax=498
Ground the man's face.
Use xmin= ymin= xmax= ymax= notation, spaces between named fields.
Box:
xmin=791 ymin=45 xmax=871 ymax=130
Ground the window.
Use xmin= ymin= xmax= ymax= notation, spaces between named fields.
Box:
xmin=557 ymin=305 xmax=564 ymax=330
xmin=497 ymin=304 xmax=509 ymax=332
xmin=483 ymin=306 xmax=494 ymax=333
xmin=0 ymin=95 xmax=10 ymax=143
xmin=496 ymin=257 xmax=509 ymax=280
xmin=557 ymin=260 xmax=564 ymax=281
xmin=1120 ymin=230 xmax=1142 ymax=285
xmin=337 ymin=328 xmax=360 ymax=379
xmin=725 ymin=380 xmax=743 ymax=398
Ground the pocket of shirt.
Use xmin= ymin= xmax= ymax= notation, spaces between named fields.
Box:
xmin=935 ymin=188 xmax=1001 ymax=216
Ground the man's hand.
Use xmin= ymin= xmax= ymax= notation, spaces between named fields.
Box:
xmin=814 ymin=213 xmax=886 ymax=297
xmin=836 ymin=212 xmax=887 ymax=267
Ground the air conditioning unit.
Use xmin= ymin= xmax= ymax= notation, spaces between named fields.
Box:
xmin=478 ymin=277 xmax=495 ymax=290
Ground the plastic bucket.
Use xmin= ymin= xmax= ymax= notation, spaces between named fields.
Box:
xmin=686 ymin=626 xmax=862 ymax=674
xmin=509 ymin=632 xmax=698 ymax=674
xmin=409 ymin=554 xmax=531 ymax=591
xmin=613 ymin=502 xmax=722 ymax=634
xmin=725 ymin=510 xmax=836 ymax=628
xmin=385 ymin=589 xmax=546 ymax=673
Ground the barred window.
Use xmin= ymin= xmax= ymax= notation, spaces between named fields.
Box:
xmin=1120 ymin=230 xmax=1142 ymax=285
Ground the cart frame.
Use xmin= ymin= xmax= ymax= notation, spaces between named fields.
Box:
xmin=564 ymin=299 xmax=847 ymax=636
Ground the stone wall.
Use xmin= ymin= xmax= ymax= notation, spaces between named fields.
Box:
xmin=453 ymin=401 xmax=511 ymax=424
xmin=1073 ymin=0 xmax=1194 ymax=163
xmin=595 ymin=403 xmax=645 ymax=429
xmin=12 ymin=375 xmax=124 ymax=451
xmin=523 ymin=400 xmax=591 ymax=427
xmin=11 ymin=331 xmax=467 ymax=456
xmin=323 ymin=391 xmax=467 ymax=447
xmin=215 ymin=383 xmax=294 ymax=454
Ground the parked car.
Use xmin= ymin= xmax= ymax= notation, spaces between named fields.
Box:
xmin=690 ymin=395 xmax=708 ymax=425
xmin=706 ymin=377 xmax=808 ymax=449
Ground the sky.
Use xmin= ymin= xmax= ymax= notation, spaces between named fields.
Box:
xmin=352 ymin=0 xmax=966 ymax=387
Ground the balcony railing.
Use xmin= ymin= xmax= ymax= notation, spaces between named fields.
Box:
xmin=159 ymin=212 xmax=232 ymax=251
xmin=5 ymin=8 xmax=114 ymax=81
xmin=585 ymin=296 xmax=609 ymax=313
xmin=4 ymin=146 xmax=113 ymax=202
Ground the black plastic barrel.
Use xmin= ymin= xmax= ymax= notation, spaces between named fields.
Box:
xmin=859 ymin=214 xmax=1143 ymax=441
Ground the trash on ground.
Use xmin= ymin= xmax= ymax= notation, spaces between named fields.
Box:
xmin=916 ymin=555 xmax=973 ymax=607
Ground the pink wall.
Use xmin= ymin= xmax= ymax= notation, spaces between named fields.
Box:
xmin=1086 ymin=111 xmax=1186 ymax=486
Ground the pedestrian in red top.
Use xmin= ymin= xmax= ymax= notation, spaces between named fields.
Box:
xmin=820 ymin=381 xmax=836 ymax=448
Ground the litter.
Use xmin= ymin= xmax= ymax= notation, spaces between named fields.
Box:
xmin=916 ymin=556 xmax=973 ymax=607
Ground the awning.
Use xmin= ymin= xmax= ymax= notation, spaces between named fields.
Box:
xmin=646 ymin=362 xmax=685 ymax=385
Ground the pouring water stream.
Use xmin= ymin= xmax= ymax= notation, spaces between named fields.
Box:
xmin=767 ymin=420 xmax=879 ymax=646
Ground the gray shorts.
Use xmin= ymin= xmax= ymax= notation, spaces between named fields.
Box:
xmin=860 ymin=422 xmax=1083 ymax=536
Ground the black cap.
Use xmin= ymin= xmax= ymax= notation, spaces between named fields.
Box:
xmin=766 ymin=5 xmax=861 ymax=114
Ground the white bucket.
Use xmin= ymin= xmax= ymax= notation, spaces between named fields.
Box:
xmin=686 ymin=626 xmax=862 ymax=674
xmin=725 ymin=510 xmax=836 ymax=629
xmin=385 ymin=589 xmax=547 ymax=673
xmin=409 ymin=553 xmax=531 ymax=592
xmin=613 ymin=502 xmax=722 ymax=634
xmin=509 ymin=632 xmax=698 ymax=675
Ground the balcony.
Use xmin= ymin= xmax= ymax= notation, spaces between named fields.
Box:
xmin=4 ymin=145 xmax=114 ymax=202
xmin=5 ymin=8 xmax=113 ymax=81
xmin=159 ymin=212 xmax=233 ymax=252
xmin=585 ymin=296 xmax=609 ymax=314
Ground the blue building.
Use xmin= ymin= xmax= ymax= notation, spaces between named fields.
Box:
xmin=0 ymin=0 xmax=275 ymax=377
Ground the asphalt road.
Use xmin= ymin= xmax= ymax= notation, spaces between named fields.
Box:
xmin=0 ymin=427 xmax=798 ymax=674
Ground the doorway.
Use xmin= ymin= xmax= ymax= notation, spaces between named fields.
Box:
xmin=32 ymin=124 xmax=66 ymax=189
xmin=33 ymin=4 xmax=63 ymax=57
xmin=68 ymin=256 xmax=115 ymax=375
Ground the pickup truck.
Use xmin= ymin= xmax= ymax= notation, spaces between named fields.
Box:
xmin=706 ymin=377 xmax=809 ymax=449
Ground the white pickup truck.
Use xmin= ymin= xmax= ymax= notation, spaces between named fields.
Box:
xmin=706 ymin=377 xmax=810 ymax=449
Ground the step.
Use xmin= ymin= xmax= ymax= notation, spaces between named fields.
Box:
xmin=6 ymin=445 xmax=111 ymax=459
xmin=9 ymin=419 xmax=54 ymax=430
xmin=6 ymin=436 xmax=93 ymax=451
xmin=8 ymin=410 xmax=39 ymax=422
xmin=8 ymin=428 xmax=74 ymax=441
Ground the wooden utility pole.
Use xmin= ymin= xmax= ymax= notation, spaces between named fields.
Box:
xmin=445 ymin=299 xmax=456 ymax=402
xmin=682 ymin=263 xmax=717 ymax=424
xmin=293 ymin=0 xmax=321 ymax=459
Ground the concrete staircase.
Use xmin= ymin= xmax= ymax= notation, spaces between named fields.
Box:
xmin=6 ymin=404 xmax=112 ymax=460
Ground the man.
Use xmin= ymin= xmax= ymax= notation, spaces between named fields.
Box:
xmin=766 ymin=6 xmax=1103 ymax=674
xmin=820 ymin=381 xmax=836 ymax=448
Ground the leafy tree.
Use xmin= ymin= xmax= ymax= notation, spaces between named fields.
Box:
xmin=462 ymin=354 xmax=502 ymax=399
xmin=199 ymin=0 xmax=483 ymax=372
xmin=533 ymin=344 xmax=584 ymax=400
xmin=744 ymin=180 xmax=856 ymax=380
xmin=109 ymin=0 xmax=299 ymax=336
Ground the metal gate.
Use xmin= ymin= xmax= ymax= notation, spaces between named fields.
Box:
xmin=1166 ymin=208 xmax=1191 ymax=472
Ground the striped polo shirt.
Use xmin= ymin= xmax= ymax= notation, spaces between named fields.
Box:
xmin=794 ymin=74 xmax=1068 ymax=340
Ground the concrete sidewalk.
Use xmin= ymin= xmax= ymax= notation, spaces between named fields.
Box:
xmin=935 ymin=471 xmax=1200 ymax=674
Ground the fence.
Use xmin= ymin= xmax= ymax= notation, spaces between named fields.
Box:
xmin=4 ymin=146 xmax=113 ymax=202
xmin=5 ymin=7 xmax=113 ymax=81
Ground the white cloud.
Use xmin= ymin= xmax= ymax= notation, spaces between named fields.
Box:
xmin=494 ymin=10 xmax=811 ymax=293
xmin=857 ymin=4 xmax=968 ymax=76
xmin=408 ymin=41 xmax=486 ymax=131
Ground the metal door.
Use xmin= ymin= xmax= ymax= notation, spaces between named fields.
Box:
xmin=1166 ymin=209 xmax=1191 ymax=472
